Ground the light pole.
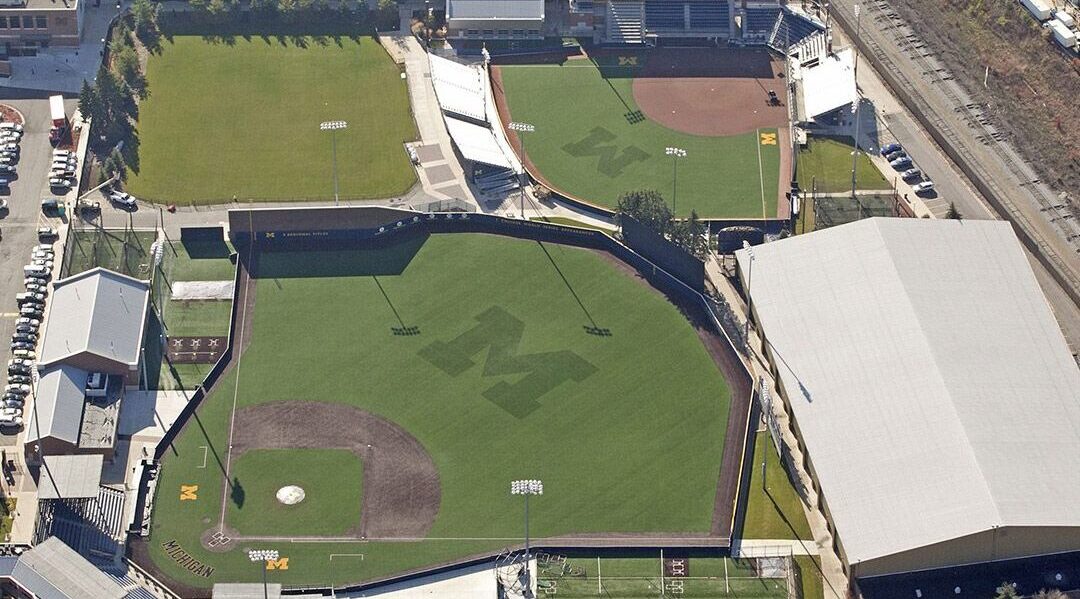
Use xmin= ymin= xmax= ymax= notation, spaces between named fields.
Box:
xmin=248 ymin=549 xmax=279 ymax=599
xmin=510 ymin=479 xmax=543 ymax=594
xmin=742 ymin=240 xmax=755 ymax=350
xmin=508 ymin=122 xmax=535 ymax=218
xmin=319 ymin=120 xmax=347 ymax=206
xmin=850 ymin=5 xmax=863 ymax=216
xmin=665 ymin=147 xmax=687 ymax=215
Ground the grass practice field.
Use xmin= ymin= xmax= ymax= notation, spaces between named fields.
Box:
xmin=796 ymin=136 xmax=890 ymax=193
xmin=495 ymin=56 xmax=782 ymax=219
xmin=127 ymin=36 xmax=416 ymax=205
xmin=149 ymin=233 xmax=734 ymax=589
xmin=63 ymin=229 xmax=158 ymax=278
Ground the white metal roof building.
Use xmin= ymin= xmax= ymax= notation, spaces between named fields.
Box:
xmin=25 ymin=365 xmax=88 ymax=448
xmin=38 ymin=268 xmax=150 ymax=380
xmin=445 ymin=0 xmax=545 ymax=39
xmin=734 ymin=218 xmax=1080 ymax=578
xmin=0 ymin=538 xmax=126 ymax=599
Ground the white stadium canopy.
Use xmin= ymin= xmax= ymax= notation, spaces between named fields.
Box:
xmin=429 ymin=54 xmax=487 ymax=122
xmin=444 ymin=116 xmax=514 ymax=170
xmin=796 ymin=47 xmax=857 ymax=121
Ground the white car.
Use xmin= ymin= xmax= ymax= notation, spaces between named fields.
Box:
xmin=108 ymin=190 xmax=136 ymax=208
xmin=49 ymin=177 xmax=72 ymax=188
xmin=912 ymin=180 xmax=935 ymax=194
xmin=4 ymin=384 xmax=29 ymax=395
xmin=51 ymin=160 xmax=76 ymax=170
xmin=0 ymin=408 xmax=22 ymax=419
xmin=0 ymin=416 xmax=24 ymax=428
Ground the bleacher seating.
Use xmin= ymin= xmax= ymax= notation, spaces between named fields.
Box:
xmin=743 ymin=5 xmax=781 ymax=40
xmin=33 ymin=486 xmax=126 ymax=558
xmin=688 ymin=0 xmax=729 ymax=30
xmin=607 ymin=1 xmax=645 ymax=44
xmin=644 ymin=0 xmax=685 ymax=31
xmin=768 ymin=7 xmax=825 ymax=50
xmin=93 ymin=559 xmax=166 ymax=599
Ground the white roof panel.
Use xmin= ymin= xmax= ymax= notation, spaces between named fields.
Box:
xmin=799 ymin=47 xmax=857 ymax=119
xmin=735 ymin=218 xmax=1080 ymax=564
xmin=430 ymin=54 xmax=488 ymax=121
xmin=444 ymin=116 xmax=513 ymax=169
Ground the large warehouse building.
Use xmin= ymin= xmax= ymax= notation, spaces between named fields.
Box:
xmin=735 ymin=218 xmax=1080 ymax=580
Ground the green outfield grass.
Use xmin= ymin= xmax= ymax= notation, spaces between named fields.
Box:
xmin=796 ymin=136 xmax=890 ymax=193
xmin=150 ymin=233 xmax=733 ymax=589
xmin=497 ymin=62 xmax=780 ymax=219
xmin=127 ymin=36 xmax=416 ymax=205
xmin=227 ymin=449 xmax=362 ymax=537
xmin=742 ymin=431 xmax=812 ymax=540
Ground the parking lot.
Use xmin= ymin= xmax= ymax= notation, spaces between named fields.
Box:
xmin=0 ymin=97 xmax=78 ymax=444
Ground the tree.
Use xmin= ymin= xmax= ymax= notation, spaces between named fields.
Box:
xmin=945 ymin=201 xmax=963 ymax=220
xmin=77 ymin=80 xmax=102 ymax=125
xmin=994 ymin=582 xmax=1020 ymax=599
xmin=670 ymin=209 xmax=708 ymax=258
xmin=131 ymin=0 xmax=159 ymax=40
xmin=615 ymin=189 xmax=672 ymax=236
xmin=113 ymin=46 xmax=146 ymax=99
xmin=1034 ymin=590 xmax=1066 ymax=599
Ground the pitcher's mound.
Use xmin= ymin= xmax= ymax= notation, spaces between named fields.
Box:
xmin=277 ymin=485 xmax=306 ymax=505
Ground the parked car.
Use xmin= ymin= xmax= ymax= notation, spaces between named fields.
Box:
xmin=1 ymin=122 xmax=24 ymax=133
xmin=11 ymin=350 xmax=35 ymax=361
xmin=49 ymin=178 xmax=72 ymax=188
xmin=879 ymin=143 xmax=902 ymax=156
xmin=913 ymin=180 xmax=935 ymax=195
xmin=900 ymin=168 xmax=921 ymax=181
xmin=15 ymin=318 xmax=39 ymax=329
xmin=0 ymin=417 xmax=24 ymax=428
xmin=885 ymin=151 xmax=906 ymax=162
xmin=15 ymin=292 xmax=44 ymax=304
xmin=1 ymin=400 xmax=24 ymax=410
xmin=37 ymin=227 xmax=58 ymax=240
xmin=12 ymin=333 xmax=37 ymax=344
xmin=6 ymin=374 xmax=29 ymax=384
xmin=4 ymin=383 xmax=29 ymax=394
xmin=890 ymin=156 xmax=913 ymax=169
xmin=108 ymin=190 xmax=136 ymax=208
xmin=23 ymin=277 xmax=47 ymax=288
xmin=31 ymin=248 xmax=54 ymax=258
xmin=14 ymin=323 xmax=37 ymax=334
xmin=0 ymin=408 xmax=23 ymax=419
xmin=10 ymin=341 xmax=35 ymax=352
xmin=0 ymin=165 xmax=15 ymax=175
xmin=77 ymin=201 xmax=100 ymax=215
xmin=18 ymin=306 xmax=42 ymax=318
xmin=7 ymin=365 xmax=29 ymax=376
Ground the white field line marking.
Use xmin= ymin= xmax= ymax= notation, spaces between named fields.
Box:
xmin=218 ymin=252 xmax=253 ymax=531
xmin=227 ymin=535 xmax=722 ymax=543
xmin=198 ymin=446 xmax=208 ymax=469
xmin=756 ymin=128 xmax=767 ymax=220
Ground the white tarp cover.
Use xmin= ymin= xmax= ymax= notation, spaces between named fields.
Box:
xmin=735 ymin=218 xmax=1080 ymax=571
xmin=430 ymin=54 xmax=487 ymax=121
xmin=445 ymin=116 xmax=513 ymax=169
xmin=799 ymin=47 xmax=857 ymax=119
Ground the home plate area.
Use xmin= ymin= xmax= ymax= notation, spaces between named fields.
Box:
xmin=167 ymin=336 xmax=227 ymax=363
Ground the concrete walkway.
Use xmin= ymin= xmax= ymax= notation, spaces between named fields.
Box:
xmin=379 ymin=35 xmax=478 ymax=210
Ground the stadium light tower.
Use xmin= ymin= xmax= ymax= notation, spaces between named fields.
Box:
xmin=248 ymin=549 xmax=279 ymax=599
xmin=508 ymin=122 xmax=535 ymax=218
xmin=319 ymin=120 xmax=348 ymax=207
xmin=665 ymin=147 xmax=687 ymax=215
xmin=510 ymin=479 xmax=543 ymax=591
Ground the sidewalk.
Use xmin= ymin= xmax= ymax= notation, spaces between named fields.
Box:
xmin=379 ymin=34 xmax=479 ymax=210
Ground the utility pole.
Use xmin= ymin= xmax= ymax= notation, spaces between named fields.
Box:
xmin=510 ymin=479 xmax=543 ymax=596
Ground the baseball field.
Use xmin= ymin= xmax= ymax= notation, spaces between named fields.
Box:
xmin=126 ymin=36 xmax=417 ymax=205
xmin=492 ymin=49 xmax=788 ymax=219
xmin=146 ymin=232 xmax=738 ymax=590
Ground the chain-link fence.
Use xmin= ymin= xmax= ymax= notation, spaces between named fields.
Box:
xmin=811 ymin=193 xmax=913 ymax=230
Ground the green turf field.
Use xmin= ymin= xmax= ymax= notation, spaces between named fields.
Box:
xmin=150 ymin=233 xmax=733 ymax=588
xmin=536 ymin=553 xmax=787 ymax=598
xmin=497 ymin=61 xmax=780 ymax=219
xmin=227 ymin=449 xmax=362 ymax=537
xmin=127 ymin=36 xmax=416 ymax=205
xmin=742 ymin=430 xmax=812 ymax=540
xmin=796 ymin=136 xmax=890 ymax=193
xmin=64 ymin=229 xmax=158 ymax=278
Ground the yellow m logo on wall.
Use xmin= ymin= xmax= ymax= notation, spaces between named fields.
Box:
xmin=618 ymin=56 xmax=638 ymax=66
xmin=179 ymin=485 xmax=198 ymax=501
xmin=266 ymin=557 xmax=290 ymax=570
xmin=760 ymin=132 xmax=777 ymax=146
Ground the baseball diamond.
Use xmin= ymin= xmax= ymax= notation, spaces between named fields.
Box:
xmin=140 ymin=211 xmax=752 ymax=592
xmin=491 ymin=48 xmax=791 ymax=219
